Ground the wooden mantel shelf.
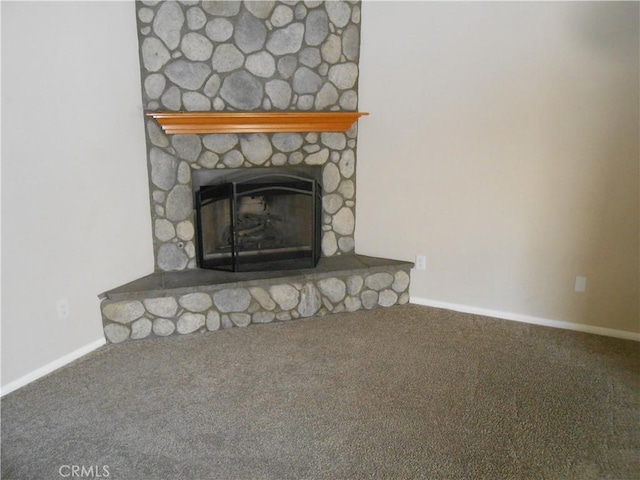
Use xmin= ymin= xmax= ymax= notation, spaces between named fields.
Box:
xmin=145 ymin=111 xmax=369 ymax=135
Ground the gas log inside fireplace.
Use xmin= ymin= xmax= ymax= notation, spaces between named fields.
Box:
xmin=193 ymin=167 xmax=322 ymax=272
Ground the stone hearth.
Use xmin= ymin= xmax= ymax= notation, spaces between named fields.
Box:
xmin=100 ymin=255 xmax=412 ymax=343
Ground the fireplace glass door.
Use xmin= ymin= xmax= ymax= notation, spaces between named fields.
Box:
xmin=195 ymin=172 xmax=321 ymax=272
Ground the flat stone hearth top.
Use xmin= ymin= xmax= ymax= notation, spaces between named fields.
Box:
xmin=101 ymin=255 xmax=413 ymax=302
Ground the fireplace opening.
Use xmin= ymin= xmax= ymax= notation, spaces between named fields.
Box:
xmin=193 ymin=167 xmax=322 ymax=272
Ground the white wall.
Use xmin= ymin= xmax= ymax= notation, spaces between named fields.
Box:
xmin=1 ymin=1 xmax=153 ymax=388
xmin=358 ymin=2 xmax=639 ymax=333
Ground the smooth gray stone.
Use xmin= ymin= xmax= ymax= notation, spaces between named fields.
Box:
xmin=177 ymin=313 xmax=205 ymax=334
xmin=252 ymin=311 xmax=276 ymax=324
xmin=265 ymin=80 xmax=292 ymax=109
xmin=220 ymin=71 xmax=263 ymax=110
xmin=172 ymin=135 xmax=202 ymax=162
xmin=299 ymin=47 xmax=321 ymax=68
xmin=176 ymin=221 xmax=194 ymax=241
xmin=220 ymin=315 xmax=233 ymax=329
xmin=365 ymin=272 xmax=394 ymax=291
xmin=378 ymin=289 xmax=399 ymax=307
xmin=342 ymin=24 xmax=360 ymax=61
xmin=141 ymin=37 xmax=171 ymax=72
xmin=154 ymin=219 xmax=175 ymax=242
xmin=361 ymin=290 xmax=379 ymax=310
xmin=183 ymin=92 xmax=211 ymax=111
xmin=294 ymin=3 xmax=307 ymax=20
xmin=177 ymin=161 xmax=191 ymax=184
xmin=321 ymin=34 xmax=341 ymax=64
xmin=305 ymin=148 xmax=329 ymax=166
xmin=344 ymin=296 xmax=362 ymax=312
xmin=318 ymin=278 xmax=346 ymax=304
xmin=181 ymin=32 xmax=213 ymax=61
xmin=293 ymin=67 xmax=322 ymax=94
xmin=269 ymin=284 xmax=299 ymax=310
xmin=234 ymin=12 xmax=267 ymax=54
xmin=143 ymin=297 xmax=178 ymax=318
xmin=153 ymin=1 xmax=184 ymax=50
xmin=249 ymin=287 xmax=276 ymax=311
xmin=321 ymin=132 xmax=347 ymax=150
xmin=198 ymin=151 xmax=219 ymax=168
xmin=203 ymin=74 xmax=221 ymax=97
xmin=328 ymin=63 xmax=358 ymax=90
xmin=157 ymin=243 xmax=189 ymax=271
xmin=138 ymin=6 xmax=154 ymax=24
xmin=186 ymin=6 xmax=207 ymax=30
xmin=147 ymin=120 xmax=169 ymax=148
xmin=332 ymin=207 xmax=355 ymax=235
xmin=352 ymin=4 xmax=361 ymax=24
xmin=222 ymin=150 xmax=244 ymax=168
xmin=165 ymin=60 xmax=212 ymax=90
xmin=152 ymin=318 xmax=175 ymax=336
xmin=399 ymin=292 xmax=410 ymax=305
xmin=277 ymin=55 xmax=297 ymax=79
xmin=346 ymin=275 xmax=364 ymax=296
xmin=339 ymin=149 xmax=355 ymax=178
xmin=321 ymin=231 xmax=338 ymax=256
xmin=103 ymin=301 xmax=145 ymax=324
xmin=131 ymin=318 xmax=152 ymax=340
xmin=392 ymin=271 xmax=411 ymax=293
xmin=304 ymin=9 xmax=329 ymax=46
xmin=322 ymin=163 xmax=340 ymax=193
xmin=266 ymin=23 xmax=304 ymax=55
xmin=240 ymin=134 xmax=272 ymax=165
xmin=203 ymin=134 xmax=238 ymax=154
xmin=201 ymin=1 xmax=240 ymax=17
xmin=271 ymin=5 xmax=293 ymax=27
xmin=150 ymin=148 xmax=177 ymax=190
xmin=304 ymin=0 xmax=323 ymax=8
xmin=272 ymin=133 xmax=303 ymax=153
xmin=161 ymin=85 xmax=182 ymax=110
xmin=104 ymin=323 xmax=130 ymax=343
xmin=315 ymin=83 xmax=339 ymax=109
xmin=297 ymin=95 xmax=314 ymax=110
xmin=298 ymin=282 xmax=321 ymax=317
xmin=179 ymin=292 xmax=213 ymax=312
xmin=211 ymin=43 xmax=245 ymax=73
xmin=144 ymin=73 xmax=166 ymax=99
xmin=245 ymin=0 xmax=275 ymax=19
xmin=338 ymin=236 xmax=355 ymax=253
xmin=245 ymin=51 xmax=276 ymax=78
xmin=206 ymin=310 xmax=221 ymax=331
xmin=165 ymin=185 xmax=193 ymax=222
xmin=213 ymin=288 xmax=251 ymax=313
xmin=323 ymin=194 xmax=343 ymax=215
xmin=230 ymin=313 xmax=251 ymax=327
xmin=339 ymin=90 xmax=358 ymax=110
xmin=205 ymin=18 xmax=233 ymax=42
xmin=325 ymin=0 xmax=351 ymax=28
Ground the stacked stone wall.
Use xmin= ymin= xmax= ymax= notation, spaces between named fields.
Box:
xmin=103 ymin=267 xmax=410 ymax=343
xmin=136 ymin=0 xmax=362 ymax=272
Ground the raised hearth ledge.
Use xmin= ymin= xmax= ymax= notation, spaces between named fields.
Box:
xmin=100 ymin=255 xmax=411 ymax=301
xmin=146 ymin=111 xmax=369 ymax=135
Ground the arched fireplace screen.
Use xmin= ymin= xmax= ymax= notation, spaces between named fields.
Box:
xmin=194 ymin=168 xmax=322 ymax=272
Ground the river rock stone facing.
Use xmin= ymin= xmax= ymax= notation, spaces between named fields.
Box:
xmin=137 ymin=1 xmax=362 ymax=272
xmin=101 ymin=261 xmax=412 ymax=343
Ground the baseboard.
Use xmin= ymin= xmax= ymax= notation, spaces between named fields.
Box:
xmin=1 ymin=338 xmax=106 ymax=397
xmin=410 ymin=297 xmax=640 ymax=342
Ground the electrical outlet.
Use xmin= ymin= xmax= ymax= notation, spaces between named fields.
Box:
xmin=56 ymin=299 xmax=70 ymax=319
xmin=574 ymin=276 xmax=587 ymax=293
xmin=415 ymin=255 xmax=427 ymax=271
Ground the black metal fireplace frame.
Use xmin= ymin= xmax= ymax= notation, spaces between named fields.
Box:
xmin=194 ymin=168 xmax=322 ymax=272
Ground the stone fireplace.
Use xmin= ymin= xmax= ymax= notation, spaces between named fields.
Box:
xmin=98 ymin=0 xmax=412 ymax=343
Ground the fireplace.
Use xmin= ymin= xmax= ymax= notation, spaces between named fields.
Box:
xmin=193 ymin=167 xmax=322 ymax=272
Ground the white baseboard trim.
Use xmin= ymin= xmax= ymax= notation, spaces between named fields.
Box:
xmin=410 ymin=297 xmax=640 ymax=342
xmin=1 ymin=338 xmax=106 ymax=397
